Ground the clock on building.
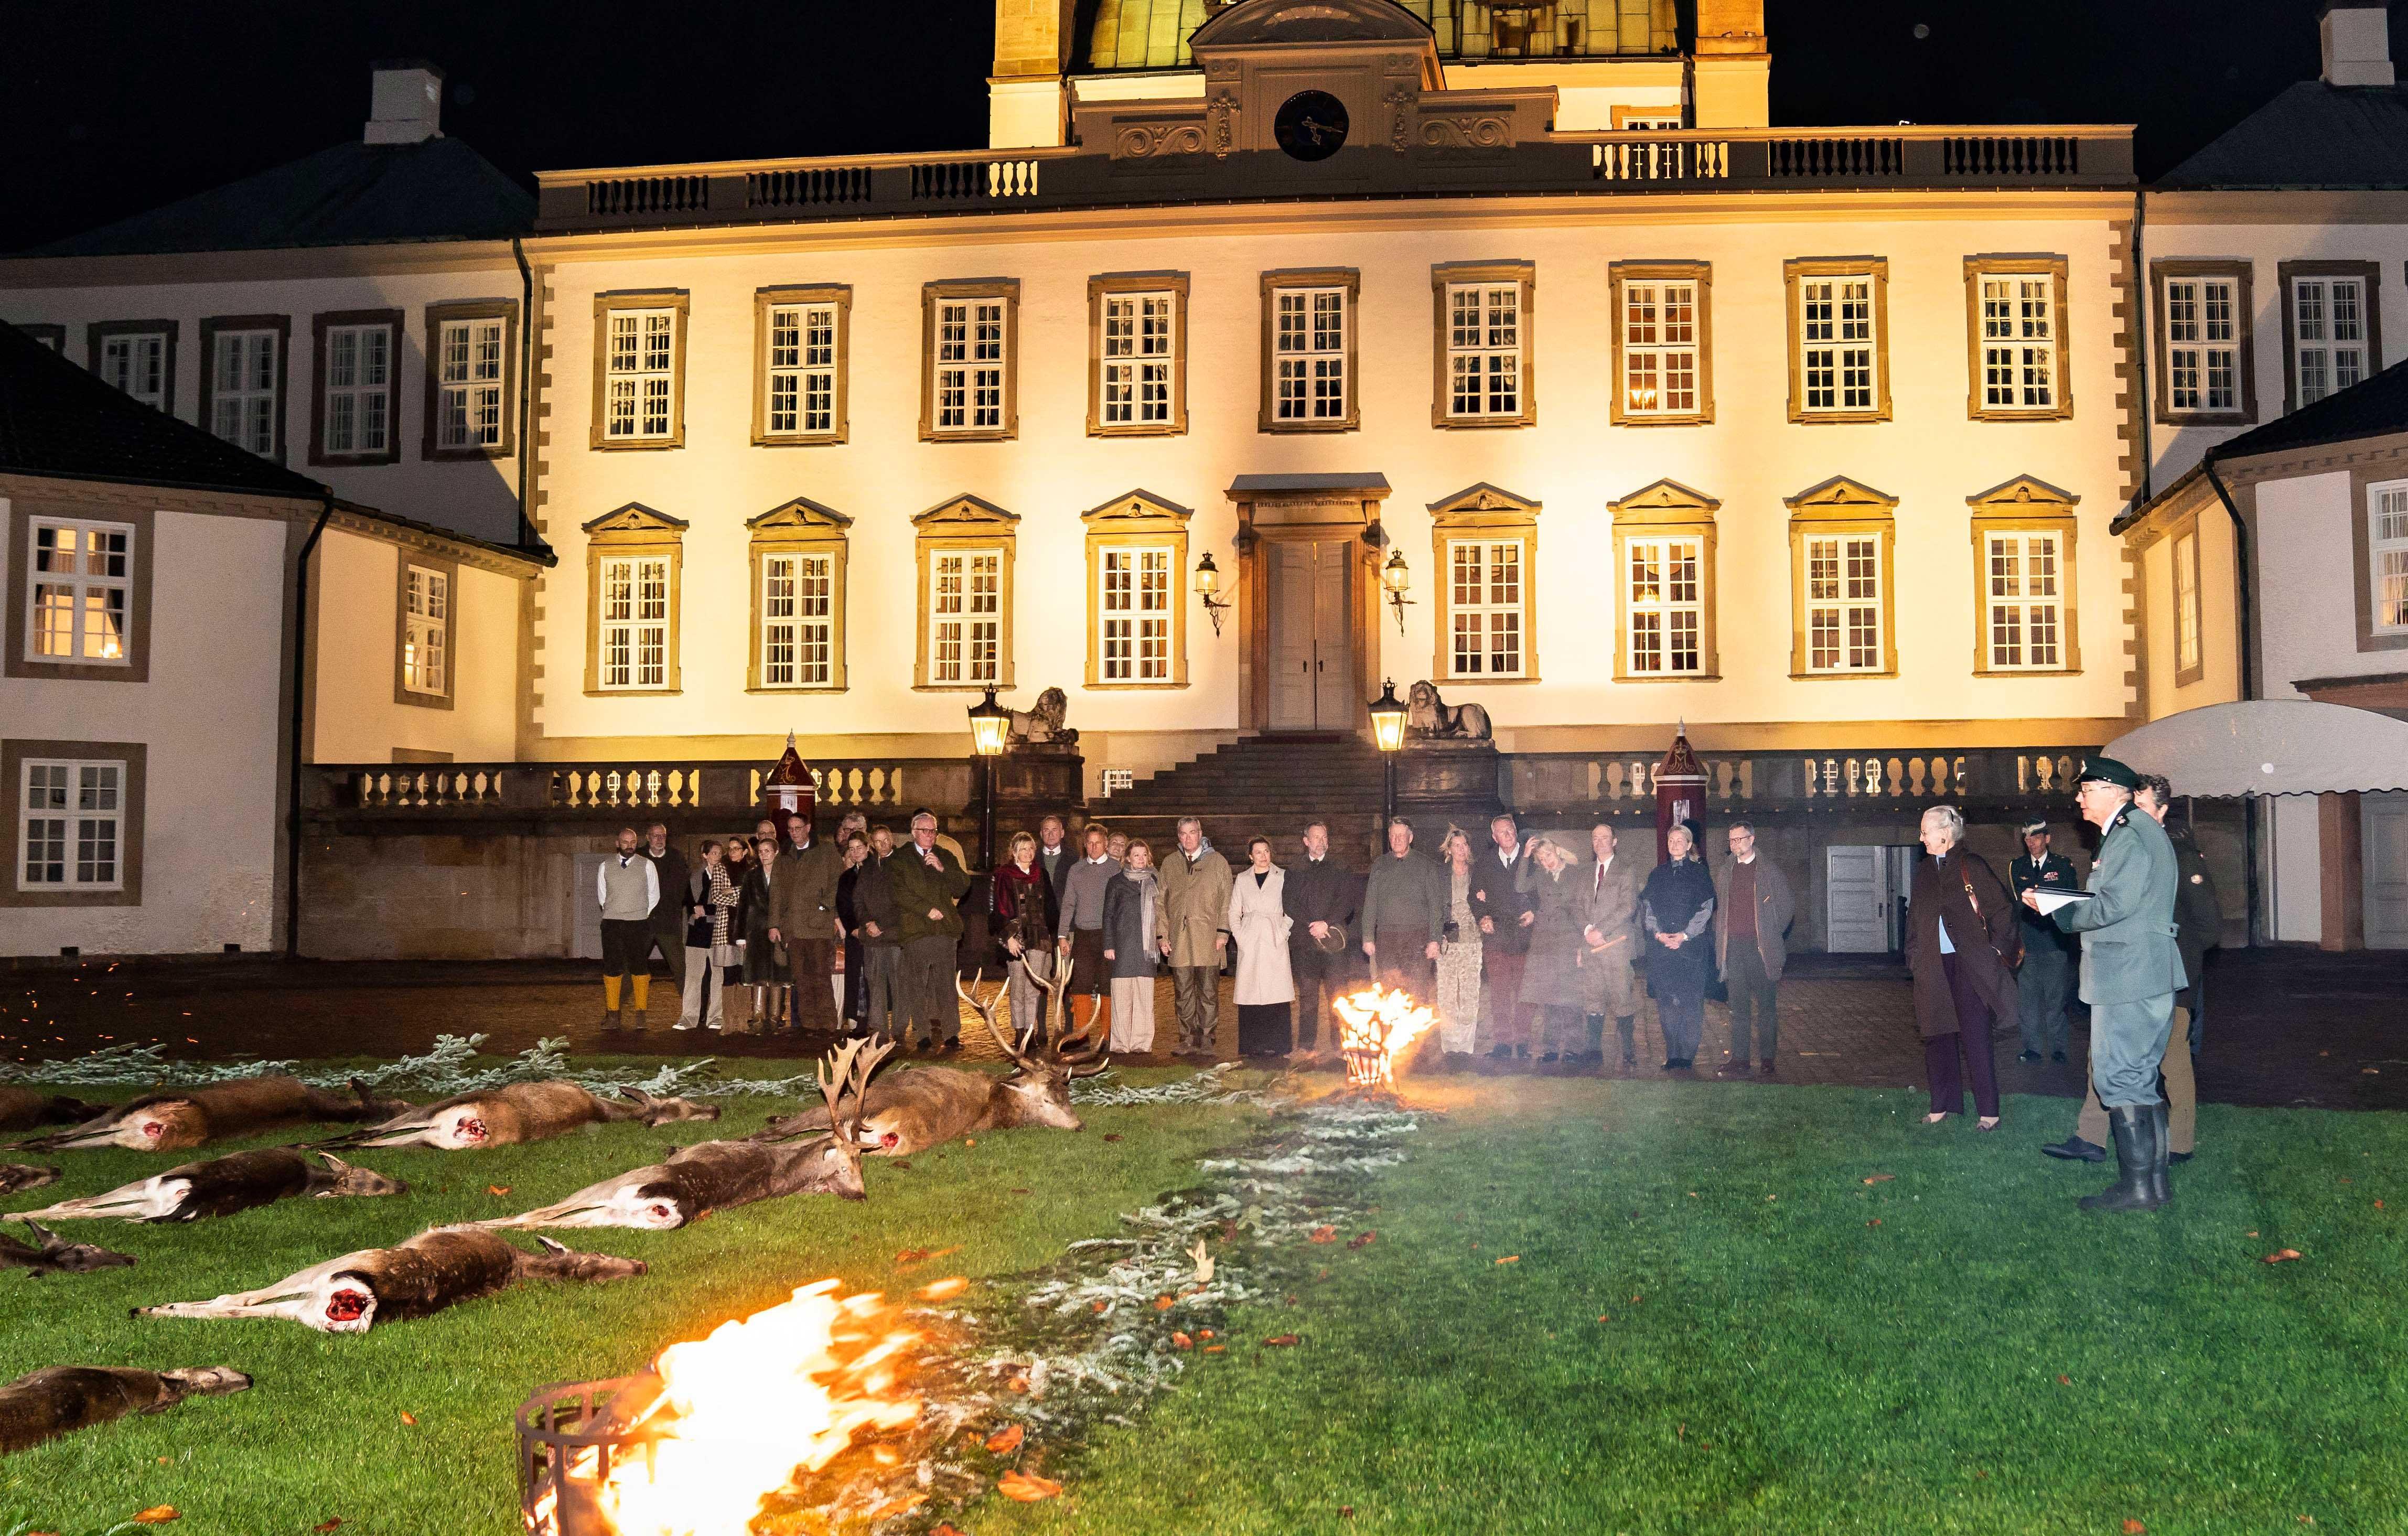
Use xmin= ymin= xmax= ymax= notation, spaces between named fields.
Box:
xmin=1273 ymin=90 xmax=1349 ymax=162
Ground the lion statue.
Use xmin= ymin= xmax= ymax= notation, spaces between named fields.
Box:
xmin=1008 ymin=686 xmax=1077 ymax=748
xmin=1406 ymin=680 xmax=1491 ymax=742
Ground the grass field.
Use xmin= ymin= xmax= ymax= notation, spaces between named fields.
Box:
xmin=6 ymin=1066 xmax=2405 ymax=1535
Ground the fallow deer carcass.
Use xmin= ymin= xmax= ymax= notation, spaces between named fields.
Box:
xmin=0 ymin=1365 xmax=250 ymax=1456
xmin=752 ymin=964 xmax=1107 ymax=1156
xmin=0 ymin=1220 xmax=135 ymax=1277
xmin=14 ymin=1148 xmax=407 ymax=1224
xmin=479 ymin=1040 xmax=894 ymax=1231
xmin=320 ymin=1081 xmax=717 ymax=1152
xmin=0 ymin=1165 xmax=59 ymax=1198
xmin=0 ymin=1087 xmax=101 ymax=1134
xmin=135 ymin=1226 xmax=643 ymax=1334
xmin=10 ymin=1076 xmax=407 ymax=1153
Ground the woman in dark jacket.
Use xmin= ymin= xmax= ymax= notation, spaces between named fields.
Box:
xmin=739 ymin=836 xmax=790 ymax=1032
xmin=1639 ymin=824 xmax=1715 ymax=1071
xmin=991 ymin=831 xmax=1061 ymax=1043
xmin=835 ymin=835 xmax=869 ymax=1030
xmin=1514 ymin=836 xmax=1587 ymax=1065
xmin=1905 ymin=804 xmax=2021 ymax=1129
xmin=1100 ymin=839 xmax=1161 ymax=1055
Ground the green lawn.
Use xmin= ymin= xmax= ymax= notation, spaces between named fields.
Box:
xmin=6 ymin=1069 xmax=2405 ymax=1535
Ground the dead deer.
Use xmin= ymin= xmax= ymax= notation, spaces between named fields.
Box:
xmin=0 ymin=1166 xmax=59 ymax=1198
xmin=0 ymin=1087 xmax=101 ymax=1133
xmin=0 ymin=1365 xmax=251 ymax=1456
xmin=1 ymin=1220 xmax=135 ymax=1277
xmin=135 ymin=1225 xmax=644 ymax=1334
xmin=479 ymin=1040 xmax=894 ymax=1231
xmin=12 ymin=1075 xmax=407 ymax=1153
xmin=753 ymin=964 xmax=1106 ymax=1155
xmin=319 ymin=1081 xmax=718 ymax=1152
xmin=14 ymin=1148 xmax=406 ymax=1224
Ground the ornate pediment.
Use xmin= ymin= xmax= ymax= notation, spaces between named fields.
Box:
xmin=1783 ymin=475 xmax=1899 ymax=517
xmin=579 ymin=502 xmax=687 ymax=538
xmin=1081 ymin=489 xmax=1195 ymax=532
xmin=746 ymin=496 xmax=851 ymax=535
xmin=911 ymin=493 xmax=1019 ymax=532
xmin=1609 ymin=479 xmax=1721 ymax=523
xmin=1427 ymin=482 xmax=1540 ymax=527
xmin=1966 ymin=475 xmax=2079 ymax=513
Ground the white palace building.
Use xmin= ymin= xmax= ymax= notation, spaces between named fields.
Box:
xmin=4 ymin=0 xmax=2404 ymax=959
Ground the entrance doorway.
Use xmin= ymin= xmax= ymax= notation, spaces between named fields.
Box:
xmin=1826 ymin=844 xmax=1918 ymax=953
xmin=2367 ymin=791 xmax=2408 ymax=948
xmin=1266 ymin=539 xmax=1356 ymax=731
xmin=1227 ymin=472 xmax=1388 ymax=736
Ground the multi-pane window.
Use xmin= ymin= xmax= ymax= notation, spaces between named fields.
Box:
xmin=1444 ymin=283 xmax=1521 ymax=420
xmin=1625 ymin=536 xmax=1704 ymax=675
xmin=401 ymin=565 xmax=448 ymax=696
xmin=1099 ymin=546 xmax=1173 ymax=682
xmin=597 ymin=555 xmax=670 ymax=690
xmin=604 ymin=308 xmax=676 ymax=441
xmin=210 ymin=329 xmax=278 ymax=454
xmin=19 ymin=759 xmax=123 ymax=891
xmin=767 ymin=302 xmax=840 ymax=436
xmin=98 ymin=332 xmax=168 ymax=410
xmin=2291 ymin=276 xmax=2369 ymax=407
xmin=761 ymin=551 xmax=835 ymax=688
xmin=1980 ymin=275 xmax=2057 ymax=412
xmin=1804 ymin=533 xmax=1884 ymax=672
xmin=2165 ymin=276 xmax=2241 ymax=414
xmin=933 ymin=299 xmax=1007 ymax=433
xmin=27 ymin=518 xmax=132 ymax=665
xmin=1798 ymin=273 xmax=1877 ymax=414
xmin=1274 ymin=287 xmax=1348 ymax=423
xmin=1100 ymin=292 xmax=1177 ymax=428
xmin=2371 ymin=482 xmax=2408 ymax=633
xmin=1983 ymin=532 xmax=2063 ymax=670
xmin=1621 ymin=278 xmax=1700 ymax=417
xmin=2173 ymin=527 xmax=2203 ymax=675
xmin=929 ymin=549 xmax=1002 ymax=684
xmin=435 ymin=317 xmax=507 ymax=451
xmin=321 ymin=323 xmax=392 ymax=456
xmin=1446 ymin=539 xmax=1525 ymax=678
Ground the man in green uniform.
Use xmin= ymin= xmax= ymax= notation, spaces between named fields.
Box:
xmin=2023 ymin=756 xmax=2185 ymax=1212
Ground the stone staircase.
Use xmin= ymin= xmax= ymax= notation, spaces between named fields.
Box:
xmin=1086 ymin=734 xmax=1393 ymax=870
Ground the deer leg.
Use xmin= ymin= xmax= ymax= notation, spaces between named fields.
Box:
xmin=14 ymin=1175 xmax=191 ymax=1223
xmin=137 ymin=1255 xmax=375 ymax=1329
xmin=514 ymin=1237 xmax=648 ymax=1284
xmin=478 ymin=1173 xmax=681 ymax=1231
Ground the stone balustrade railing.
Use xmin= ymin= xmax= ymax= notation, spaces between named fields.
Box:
xmin=305 ymin=759 xmax=976 ymax=821
xmin=1504 ymin=746 xmax=2094 ymax=814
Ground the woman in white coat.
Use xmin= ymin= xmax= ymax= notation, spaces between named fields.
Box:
xmin=1229 ymin=836 xmax=1296 ymax=1058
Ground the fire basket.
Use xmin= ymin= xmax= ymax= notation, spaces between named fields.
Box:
xmin=1331 ymin=986 xmax=1438 ymax=1093
xmin=517 ymin=1372 xmax=666 ymax=1536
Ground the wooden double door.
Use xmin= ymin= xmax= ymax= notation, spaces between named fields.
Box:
xmin=1264 ymin=537 xmax=1358 ymax=732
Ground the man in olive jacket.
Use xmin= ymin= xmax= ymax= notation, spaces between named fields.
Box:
xmin=1156 ymin=817 xmax=1232 ymax=1058
xmin=1361 ymin=818 xmax=1447 ymax=1002
xmin=2026 ymin=756 xmax=2185 ymax=1212
xmin=780 ymin=815 xmax=844 ymax=1033
xmin=889 ymin=810 xmax=973 ymax=1050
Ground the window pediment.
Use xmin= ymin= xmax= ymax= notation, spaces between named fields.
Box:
xmin=1784 ymin=476 xmax=1898 ymax=518
xmin=1966 ymin=475 xmax=2079 ymax=514
xmin=1610 ymin=479 xmax=1721 ymax=524
xmin=1428 ymin=482 xmax=1540 ymax=529
xmin=581 ymin=502 xmax=688 ymax=540
xmin=747 ymin=497 xmax=852 ymax=535
xmin=1082 ymin=489 xmax=1194 ymax=533
xmin=912 ymin=493 xmax=1019 ymax=533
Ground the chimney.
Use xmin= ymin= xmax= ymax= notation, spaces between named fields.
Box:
xmin=1692 ymin=0 xmax=1770 ymax=129
xmin=2321 ymin=2 xmax=2395 ymax=88
xmin=365 ymin=60 xmax=444 ymax=144
xmin=987 ymin=0 xmax=1076 ymax=149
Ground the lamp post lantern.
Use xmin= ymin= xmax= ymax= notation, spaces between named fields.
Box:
xmin=1368 ymin=676 xmax=1407 ymax=832
xmin=1192 ymin=551 xmax=1232 ymax=637
xmin=966 ymin=686 xmax=1012 ymax=868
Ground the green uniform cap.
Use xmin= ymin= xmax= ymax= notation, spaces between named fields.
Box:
xmin=2076 ymin=755 xmax=2141 ymax=790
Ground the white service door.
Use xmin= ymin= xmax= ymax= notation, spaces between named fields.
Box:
xmin=2366 ymin=791 xmax=2408 ymax=949
xmin=1826 ymin=844 xmax=1891 ymax=953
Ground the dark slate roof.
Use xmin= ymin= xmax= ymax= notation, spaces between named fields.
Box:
xmin=2210 ymin=354 xmax=2408 ymax=463
xmin=0 ymin=319 xmax=326 ymax=499
xmin=22 ymin=137 xmax=535 ymax=257
xmin=2159 ymin=81 xmax=2408 ymax=188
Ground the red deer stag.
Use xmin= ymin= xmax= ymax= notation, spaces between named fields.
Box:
xmin=0 ymin=1365 xmax=251 ymax=1456
xmin=15 ymin=1148 xmax=406 ymax=1224
xmin=479 ymin=1039 xmax=894 ymax=1231
xmin=12 ymin=1076 xmax=407 ymax=1153
xmin=319 ymin=1081 xmax=717 ymax=1152
xmin=135 ymin=1226 xmax=643 ymax=1333
xmin=0 ymin=1087 xmax=101 ymax=1134
xmin=752 ymin=964 xmax=1106 ymax=1155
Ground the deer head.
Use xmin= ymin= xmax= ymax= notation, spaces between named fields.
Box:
xmin=815 ymin=1036 xmax=894 ymax=1199
xmin=961 ymin=963 xmax=1108 ymax=1132
xmin=617 ymin=1087 xmax=722 ymax=1126
xmin=314 ymin=1153 xmax=409 ymax=1200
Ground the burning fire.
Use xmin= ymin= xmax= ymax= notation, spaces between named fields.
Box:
xmin=1331 ymin=986 xmax=1437 ymax=1091
xmin=594 ymin=1279 xmax=922 ymax=1536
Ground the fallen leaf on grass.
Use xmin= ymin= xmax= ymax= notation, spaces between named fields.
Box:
xmin=2057 ymin=1375 xmax=2072 ymax=1385
xmin=997 ymin=1470 xmax=1062 ymax=1502
xmin=918 ymin=1276 xmax=969 ymax=1301
xmin=891 ymin=1161 xmax=912 ymax=1170
xmin=399 ymin=1411 xmax=417 ymax=1426
xmin=964 ymin=1138 xmax=976 ymax=1147
xmin=1262 ymin=1334 xmax=1301 ymax=1347
xmin=1308 ymin=1225 xmax=1338 ymax=1243
xmin=1005 ymin=1376 xmax=1030 ymax=1393
xmin=314 ymin=1522 xmax=344 ymax=1533
xmin=2264 ymin=1249 xmax=2304 ymax=1264
xmin=2377 ymin=1201 xmax=2385 ymax=1210
xmin=1597 ymin=1315 xmax=1611 ymax=1323
xmin=1154 ymin=1295 xmax=1177 ymax=1311
xmin=130 ymin=1510 xmax=179 ymax=1526
xmin=933 ymin=1525 xmax=968 ymax=1536
xmin=1010 ymin=1187 xmax=1032 ymax=1196
xmin=872 ymin=1491 xmax=926 ymax=1520
xmin=1203 ymin=1344 xmax=1227 ymax=1353
xmin=1495 ymin=1254 xmax=1520 ymax=1265
xmin=1867 ymin=1219 xmax=1883 ymax=1227
xmin=2246 ymin=1230 xmax=2260 ymax=1237
xmin=895 ymin=1248 xmax=930 ymax=1264
xmin=1200 ymin=1329 xmax=1215 ymax=1339
xmin=2124 ymin=1521 xmax=2146 ymax=1534
xmin=1103 ymin=1133 xmax=1122 ymax=1142
xmin=1340 ymin=1506 xmax=1355 ymax=1518
xmin=1171 ymin=1331 xmax=1194 ymax=1350
xmin=1092 ymin=1299 xmax=1110 ymax=1313
xmin=985 ymin=1424 xmax=1025 ymax=1453
xmin=1863 ymin=1173 xmax=1895 ymax=1185
xmin=1348 ymin=1230 xmax=1377 ymax=1249
xmin=486 ymin=1185 xmax=511 ymax=1197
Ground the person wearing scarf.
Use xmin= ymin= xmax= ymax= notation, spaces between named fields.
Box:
xmin=1640 ymin=824 xmax=1716 ymax=1070
xmin=1101 ymin=839 xmax=1163 ymax=1054
xmin=992 ymin=830 xmax=1062 ymax=1044
xmin=1906 ymin=803 xmax=2022 ymax=1130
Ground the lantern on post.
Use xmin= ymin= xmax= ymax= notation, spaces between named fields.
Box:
xmin=1192 ymin=551 xmax=1232 ymax=637
xmin=1369 ymin=677 xmax=1409 ymax=830
xmin=761 ymin=731 xmax=816 ymax=844
xmin=1380 ymin=549 xmax=1413 ymax=633
xmin=1652 ymin=722 xmax=1706 ymax=864
xmin=966 ymin=686 xmax=1013 ymax=868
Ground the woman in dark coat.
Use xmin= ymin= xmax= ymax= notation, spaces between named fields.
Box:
xmin=1639 ymin=824 xmax=1716 ymax=1071
xmin=835 ymin=835 xmax=869 ymax=1030
xmin=1100 ymin=839 xmax=1161 ymax=1055
xmin=1514 ymin=836 xmax=1587 ymax=1065
xmin=739 ymin=836 xmax=790 ymax=1031
xmin=991 ymin=831 xmax=1061 ymax=1043
xmin=1905 ymin=804 xmax=2022 ymax=1129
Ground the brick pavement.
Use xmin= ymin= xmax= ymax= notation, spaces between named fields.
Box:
xmin=3 ymin=950 xmax=2401 ymax=1111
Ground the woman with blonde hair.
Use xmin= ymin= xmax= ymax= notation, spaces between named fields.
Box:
xmin=991 ymin=830 xmax=1060 ymax=1041
xmin=1433 ymin=826 xmax=1484 ymax=1064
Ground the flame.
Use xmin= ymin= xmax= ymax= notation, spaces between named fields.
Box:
xmin=1331 ymin=986 xmax=1438 ymax=1091
xmin=597 ymin=1279 xmax=921 ymax=1536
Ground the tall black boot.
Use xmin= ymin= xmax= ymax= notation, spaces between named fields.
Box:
xmin=2079 ymin=1104 xmax=2163 ymax=1212
xmin=2151 ymin=1100 xmax=2173 ymax=1206
xmin=1616 ymin=1015 xmax=1638 ymax=1066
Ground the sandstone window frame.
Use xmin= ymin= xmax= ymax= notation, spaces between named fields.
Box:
xmin=1431 ymin=261 xmax=1536 ymax=429
xmin=5 ymin=501 xmax=155 ymax=685
xmin=1783 ymin=258 xmax=1890 ymax=425
xmin=2354 ymin=472 xmax=2408 ymax=654
xmin=423 ymin=299 xmax=517 ymax=461
xmin=199 ymin=314 xmax=291 ymax=461
xmin=1966 ymin=475 xmax=2081 ymax=677
xmin=1260 ymin=268 xmax=1360 ymax=434
xmin=754 ymin=285 xmax=851 ymax=446
xmin=309 ymin=307 xmax=404 ymax=467
xmin=2172 ymin=517 xmax=2205 ymax=686
xmin=582 ymin=503 xmax=685 ymax=696
xmin=394 ymin=552 xmax=458 ymax=710
xmin=1963 ymin=255 xmax=2072 ymax=422
xmin=87 ymin=319 xmax=178 ymax=414
xmin=1 ymin=738 xmax=146 ymax=910
xmin=1088 ymin=272 xmax=1189 ymax=438
xmin=1082 ymin=490 xmax=1191 ymax=689
xmin=912 ymin=495 xmax=1018 ymax=691
xmin=1427 ymin=483 xmax=1540 ymax=684
xmin=1609 ymin=260 xmax=1713 ymax=426
xmin=920 ymin=280 xmax=1019 ymax=443
xmin=2151 ymin=259 xmax=2255 ymax=426
xmin=1785 ymin=476 xmax=1898 ymax=679
xmin=747 ymin=497 xmax=852 ymax=692
xmin=590 ymin=289 xmax=690 ymax=450
xmin=2279 ymin=260 xmax=2382 ymax=417
xmin=1608 ymin=479 xmax=1720 ymax=682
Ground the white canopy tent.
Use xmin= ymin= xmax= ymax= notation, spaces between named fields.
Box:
xmin=2102 ymin=701 xmax=2408 ymax=798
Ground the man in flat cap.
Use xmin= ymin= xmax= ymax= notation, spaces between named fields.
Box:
xmin=2023 ymin=755 xmax=2185 ymax=1212
xmin=2008 ymin=819 xmax=2080 ymax=1064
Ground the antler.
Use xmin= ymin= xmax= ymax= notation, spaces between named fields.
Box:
xmin=1024 ymin=957 xmax=1072 ymax=1054
xmin=1025 ymin=957 xmax=1111 ymax=1075
xmin=956 ymin=970 xmax=1031 ymax=1067
xmin=815 ymin=1037 xmax=895 ymax=1143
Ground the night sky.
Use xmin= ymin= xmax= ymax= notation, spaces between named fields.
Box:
xmin=4 ymin=0 xmax=2384 ymax=252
